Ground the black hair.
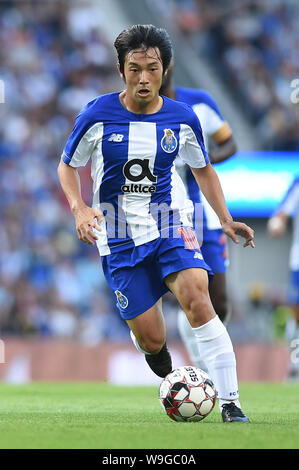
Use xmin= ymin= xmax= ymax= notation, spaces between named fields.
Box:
xmin=114 ymin=24 xmax=172 ymax=74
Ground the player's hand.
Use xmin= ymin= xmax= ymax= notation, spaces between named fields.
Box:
xmin=73 ymin=204 xmax=103 ymax=246
xmin=267 ymin=216 xmax=286 ymax=237
xmin=221 ymin=220 xmax=255 ymax=248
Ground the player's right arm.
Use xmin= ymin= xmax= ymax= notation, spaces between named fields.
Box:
xmin=57 ymin=98 xmax=103 ymax=246
xmin=57 ymin=162 xmax=102 ymax=246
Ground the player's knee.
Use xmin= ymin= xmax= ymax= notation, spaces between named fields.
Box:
xmin=138 ymin=335 xmax=166 ymax=355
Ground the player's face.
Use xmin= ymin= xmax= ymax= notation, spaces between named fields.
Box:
xmin=121 ymin=47 xmax=164 ymax=111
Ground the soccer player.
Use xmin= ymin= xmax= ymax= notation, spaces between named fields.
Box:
xmin=57 ymin=24 xmax=254 ymax=422
xmin=267 ymin=177 xmax=299 ymax=381
xmin=160 ymin=63 xmax=237 ymax=372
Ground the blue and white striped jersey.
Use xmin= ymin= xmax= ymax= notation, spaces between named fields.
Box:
xmin=62 ymin=92 xmax=209 ymax=255
xmin=174 ymin=87 xmax=228 ymax=234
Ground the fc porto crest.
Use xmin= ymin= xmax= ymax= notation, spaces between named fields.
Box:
xmin=161 ymin=128 xmax=178 ymax=153
xmin=114 ymin=290 xmax=128 ymax=309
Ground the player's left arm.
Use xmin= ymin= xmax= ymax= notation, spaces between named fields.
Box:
xmin=179 ymin=105 xmax=253 ymax=247
xmin=190 ymin=163 xmax=255 ymax=248
xmin=209 ymin=122 xmax=237 ymax=164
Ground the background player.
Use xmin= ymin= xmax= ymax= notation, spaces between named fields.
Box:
xmin=57 ymin=24 xmax=254 ymax=422
xmin=160 ymin=62 xmax=237 ymax=370
xmin=267 ymin=177 xmax=299 ymax=381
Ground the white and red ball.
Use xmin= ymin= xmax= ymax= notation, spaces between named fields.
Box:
xmin=159 ymin=366 xmax=216 ymax=422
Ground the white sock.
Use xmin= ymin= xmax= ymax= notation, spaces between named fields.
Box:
xmin=177 ymin=308 xmax=208 ymax=372
xmin=130 ymin=330 xmax=151 ymax=355
xmin=192 ymin=315 xmax=241 ymax=410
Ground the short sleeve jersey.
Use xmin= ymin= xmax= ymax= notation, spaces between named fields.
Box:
xmin=62 ymin=92 xmax=209 ymax=255
xmin=175 ymin=87 xmax=228 ymax=233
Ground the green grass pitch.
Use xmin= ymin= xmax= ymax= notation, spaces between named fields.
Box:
xmin=0 ymin=382 xmax=298 ymax=449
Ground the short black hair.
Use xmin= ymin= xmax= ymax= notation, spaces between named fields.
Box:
xmin=114 ymin=24 xmax=172 ymax=74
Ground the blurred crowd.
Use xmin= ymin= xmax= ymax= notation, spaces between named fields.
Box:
xmin=0 ymin=0 xmax=130 ymax=342
xmin=150 ymin=0 xmax=299 ymax=150
xmin=0 ymin=1 xmax=296 ymax=343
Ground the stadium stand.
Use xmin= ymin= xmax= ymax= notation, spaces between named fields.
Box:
xmin=148 ymin=0 xmax=299 ymax=151
xmin=0 ymin=0 xmax=297 ymax=348
xmin=0 ymin=1 xmax=128 ymax=341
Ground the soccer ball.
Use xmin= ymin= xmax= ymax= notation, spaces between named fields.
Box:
xmin=159 ymin=366 xmax=216 ymax=422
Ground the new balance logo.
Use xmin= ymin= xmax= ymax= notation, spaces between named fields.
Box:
xmin=108 ymin=133 xmax=124 ymax=142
